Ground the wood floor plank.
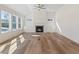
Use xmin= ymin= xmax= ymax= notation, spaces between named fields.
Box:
xmin=23 ymin=32 xmax=79 ymax=54
xmin=2 ymin=32 xmax=78 ymax=54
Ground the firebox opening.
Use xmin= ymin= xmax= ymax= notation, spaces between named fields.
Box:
xmin=36 ymin=26 xmax=44 ymax=32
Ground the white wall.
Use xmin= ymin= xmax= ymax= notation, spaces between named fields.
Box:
xmin=23 ymin=10 xmax=34 ymax=32
xmin=24 ymin=20 xmax=34 ymax=32
xmin=24 ymin=9 xmax=57 ymax=32
xmin=55 ymin=5 xmax=79 ymax=43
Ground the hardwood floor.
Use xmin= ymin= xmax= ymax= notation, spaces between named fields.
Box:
xmin=23 ymin=32 xmax=79 ymax=54
xmin=1 ymin=32 xmax=79 ymax=54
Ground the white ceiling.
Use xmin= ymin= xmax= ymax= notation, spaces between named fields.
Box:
xmin=3 ymin=4 xmax=64 ymax=16
xmin=46 ymin=4 xmax=64 ymax=12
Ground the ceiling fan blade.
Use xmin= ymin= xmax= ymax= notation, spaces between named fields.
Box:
xmin=34 ymin=4 xmax=46 ymax=8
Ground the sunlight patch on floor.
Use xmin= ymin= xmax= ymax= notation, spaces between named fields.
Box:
xmin=8 ymin=38 xmax=17 ymax=54
xmin=0 ymin=44 xmax=7 ymax=52
xmin=0 ymin=42 xmax=10 ymax=53
xmin=19 ymin=35 xmax=25 ymax=43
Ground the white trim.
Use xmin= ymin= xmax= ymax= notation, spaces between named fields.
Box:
xmin=9 ymin=13 xmax=12 ymax=31
xmin=11 ymin=15 xmax=17 ymax=31
xmin=55 ymin=20 xmax=62 ymax=32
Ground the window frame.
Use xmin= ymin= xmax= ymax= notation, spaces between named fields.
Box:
xmin=18 ymin=17 xmax=21 ymax=29
xmin=11 ymin=15 xmax=17 ymax=31
xmin=0 ymin=10 xmax=10 ymax=33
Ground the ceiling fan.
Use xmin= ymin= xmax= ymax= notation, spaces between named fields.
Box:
xmin=34 ymin=4 xmax=46 ymax=10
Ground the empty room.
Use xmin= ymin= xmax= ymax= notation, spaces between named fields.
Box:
xmin=0 ymin=4 xmax=79 ymax=54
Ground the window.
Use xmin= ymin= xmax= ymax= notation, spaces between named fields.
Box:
xmin=11 ymin=16 xmax=16 ymax=31
xmin=0 ymin=10 xmax=22 ymax=33
xmin=1 ymin=11 xmax=9 ymax=33
xmin=18 ymin=17 xmax=21 ymax=28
